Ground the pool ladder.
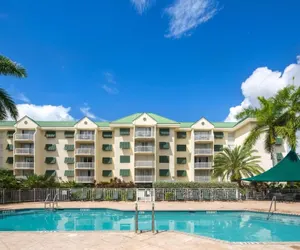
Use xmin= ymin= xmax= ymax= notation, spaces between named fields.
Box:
xmin=44 ymin=194 xmax=59 ymax=210
xmin=135 ymin=202 xmax=156 ymax=234
xmin=267 ymin=196 xmax=276 ymax=220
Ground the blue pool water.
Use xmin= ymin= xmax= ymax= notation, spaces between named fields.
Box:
xmin=0 ymin=209 xmax=300 ymax=242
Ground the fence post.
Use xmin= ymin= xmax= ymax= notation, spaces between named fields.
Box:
xmin=236 ymin=188 xmax=239 ymax=200
xmin=2 ymin=189 xmax=4 ymax=204
xmin=135 ymin=202 xmax=138 ymax=233
xmin=33 ymin=188 xmax=36 ymax=202
xmin=152 ymin=202 xmax=155 ymax=233
xmin=19 ymin=189 xmax=21 ymax=203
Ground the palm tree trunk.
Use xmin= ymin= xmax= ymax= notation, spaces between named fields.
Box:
xmin=270 ymin=145 xmax=277 ymax=167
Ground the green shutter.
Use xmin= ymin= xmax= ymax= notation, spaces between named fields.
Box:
xmin=102 ymin=157 xmax=112 ymax=164
xmin=102 ymin=131 xmax=112 ymax=138
xmin=159 ymin=169 xmax=169 ymax=176
xmin=177 ymin=145 xmax=186 ymax=151
xmin=7 ymin=131 xmax=15 ymax=138
xmin=120 ymin=128 xmax=130 ymax=136
xmin=45 ymin=157 xmax=56 ymax=164
xmin=120 ymin=142 xmax=130 ymax=149
xmin=64 ymin=144 xmax=74 ymax=151
xmin=214 ymin=145 xmax=223 ymax=152
xmin=177 ymin=170 xmax=187 ymax=177
xmin=64 ymin=157 xmax=75 ymax=164
xmin=159 ymin=156 xmax=169 ymax=163
xmin=45 ymin=131 xmax=56 ymax=138
xmin=102 ymin=144 xmax=112 ymax=151
xmin=120 ymin=155 xmax=130 ymax=163
xmin=64 ymin=131 xmax=75 ymax=138
xmin=275 ymin=137 xmax=283 ymax=145
xmin=177 ymin=132 xmax=186 ymax=139
xmin=159 ymin=128 xmax=170 ymax=136
xmin=6 ymin=157 xmax=13 ymax=164
xmin=6 ymin=144 xmax=13 ymax=151
xmin=64 ymin=170 xmax=74 ymax=177
xmin=177 ymin=157 xmax=186 ymax=164
xmin=214 ymin=132 xmax=224 ymax=139
xmin=103 ymin=170 xmax=112 ymax=177
xmin=120 ymin=169 xmax=130 ymax=177
xmin=45 ymin=170 xmax=56 ymax=177
xmin=159 ymin=142 xmax=170 ymax=150
xmin=277 ymin=153 xmax=283 ymax=161
xmin=45 ymin=144 xmax=56 ymax=151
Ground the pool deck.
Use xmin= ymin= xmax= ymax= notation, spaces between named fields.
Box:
xmin=1 ymin=201 xmax=300 ymax=250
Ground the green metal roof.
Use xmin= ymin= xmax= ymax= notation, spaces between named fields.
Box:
xmin=111 ymin=113 xmax=143 ymax=124
xmin=0 ymin=121 xmax=16 ymax=127
xmin=36 ymin=121 xmax=77 ymax=127
xmin=95 ymin=122 xmax=110 ymax=127
xmin=212 ymin=122 xmax=237 ymax=128
xmin=112 ymin=112 xmax=178 ymax=124
xmin=147 ymin=113 xmax=178 ymax=124
xmin=179 ymin=122 xmax=194 ymax=128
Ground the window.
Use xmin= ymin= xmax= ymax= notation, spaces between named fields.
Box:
xmin=64 ymin=170 xmax=74 ymax=177
xmin=6 ymin=157 xmax=13 ymax=164
xmin=177 ymin=145 xmax=186 ymax=151
xmin=45 ymin=157 xmax=56 ymax=164
xmin=177 ymin=132 xmax=186 ymax=139
xmin=102 ymin=144 xmax=112 ymax=151
xmin=120 ymin=142 xmax=130 ymax=149
xmin=6 ymin=144 xmax=13 ymax=151
xmin=102 ymin=131 xmax=112 ymax=138
xmin=45 ymin=144 xmax=56 ymax=151
xmin=120 ymin=128 xmax=130 ymax=136
xmin=45 ymin=170 xmax=56 ymax=177
xmin=214 ymin=145 xmax=223 ymax=152
xmin=7 ymin=131 xmax=15 ymax=138
xmin=159 ymin=156 xmax=169 ymax=163
xmin=177 ymin=157 xmax=186 ymax=164
xmin=177 ymin=170 xmax=187 ymax=177
xmin=159 ymin=142 xmax=170 ymax=150
xmin=45 ymin=131 xmax=56 ymax=138
xmin=120 ymin=156 xmax=130 ymax=163
xmin=277 ymin=153 xmax=283 ymax=161
xmin=159 ymin=128 xmax=170 ymax=136
xmin=120 ymin=169 xmax=130 ymax=177
xmin=275 ymin=137 xmax=283 ymax=145
xmin=64 ymin=131 xmax=75 ymax=138
xmin=102 ymin=157 xmax=112 ymax=164
xmin=103 ymin=170 xmax=112 ymax=177
xmin=64 ymin=157 xmax=74 ymax=164
xmin=159 ymin=169 xmax=169 ymax=176
xmin=214 ymin=132 xmax=224 ymax=139
xmin=64 ymin=144 xmax=74 ymax=151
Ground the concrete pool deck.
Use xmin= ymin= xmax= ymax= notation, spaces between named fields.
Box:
xmin=1 ymin=201 xmax=300 ymax=250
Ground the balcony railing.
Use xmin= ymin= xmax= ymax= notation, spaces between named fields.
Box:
xmin=135 ymin=131 xmax=154 ymax=138
xmin=75 ymin=134 xmax=95 ymax=141
xmin=134 ymin=146 xmax=154 ymax=153
xmin=135 ymin=160 xmax=155 ymax=168
xmin=15 ymin=148 xmax=34 ymax=155
xmin=75 ymin=148 xmax=95 ymax=155
xmin=194 ymin=148 xmax=213 ymax=155
xmin=15 ymin=162 xmax=34 ymax=169
xmin=134 ymin=175 xmax=154 ymax=182
xmin=194 ymin=133 xmax=212 ymax=141
xmin=75 ymin=162 xmax=95 ymax=169
xmin=76 ymin=176 xmax=94 ymax=183
xmin=195 ymin=176 xmax=211 ymax=182
xmin=15 ymin=134 xmax=34 ymax=140
xmin=194 ymin=162 xmax=213 ymax=169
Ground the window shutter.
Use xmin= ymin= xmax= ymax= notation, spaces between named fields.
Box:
xmin=45 ymin=131 xmax=56 ymax=138
xmin=159 ymin=156 xmax=169 ymax=163
xmin=120 ymin=155 xmax=130 ymax=163
xmin=177 ymin=132 xmax=186 ymax=139
xmin=102 ymin=144 xmax=112 ymax=151
xmin=64 ymin=157 xmax=75 ymax=164
xmin=159 ymin=128 xmax=170 ymax=136
xmin=159 ymin=142 xmax=170 ymax=150
xmin=102 ymin=131 xmax=113 ymax=138
xmin=214 ymin=132 xmax=224 ymax=139
xmin=159 ymin=169 xmax=169 ymax=176
xmin=120 ymin=169 xmax=130 ymax=177
xmin=177 ymin=170 xmax=187 ymax=177
xmin=102 ymin=157 xmax=112 ymax=164
xmin=120 ymin=128 xmax=130 ymax=136
xmin=177 ymin=145 xmax=186 ymax=151
xmin=177 ymin=157 xmax=186 ymax=164
xmin=45 ymin=144 xmax=56 ymax=151
xmin=64 ymin=131 xmax=75 ymax=138
xmin=214 ymin=145 xmax=223 ymax=152
xmin=45 ymin=157 xmax=56 ymax=164
xmin=103 ymin=170 xmax=112 ymax=177
xmin=120 ymin=142 xmax=130 ymax=149
xmin=64 ymin=144 xmax=74 ymax=151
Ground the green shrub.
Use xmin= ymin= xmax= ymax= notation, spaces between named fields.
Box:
xmin=165 ymin=192 xmax=174 ymax=201
xmin=153 ymin=181 xmax=238 ymax=189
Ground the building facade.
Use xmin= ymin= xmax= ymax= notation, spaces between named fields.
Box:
xmin=0 ymin=113 xmax=287 ymax=185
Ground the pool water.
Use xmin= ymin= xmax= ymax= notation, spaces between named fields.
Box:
xmin=1 ymin=209 xmax=300 ymax=242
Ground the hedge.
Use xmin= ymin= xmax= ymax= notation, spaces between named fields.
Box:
xmin=153 ymin=181 xmax=238 ymax=189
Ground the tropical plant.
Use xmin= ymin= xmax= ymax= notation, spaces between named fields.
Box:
xmin=0 ymin=55 xmax=27 ymax=120
xmin=213 ymin=145 xmax=264 ymax=187
xmin=21 ymin=174 xmax=58 ymax=189
xmin=0 ymin=169 xmax=20 ymax=189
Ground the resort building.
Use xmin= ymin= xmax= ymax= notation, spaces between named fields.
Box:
xmin=0 ymin=113 xmax=287 ymax=185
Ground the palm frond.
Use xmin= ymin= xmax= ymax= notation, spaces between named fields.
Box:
xmin=0 ymin=88 xmax=18 ymax=120
xmin=0 ymin=55 xmax=27 ymax=78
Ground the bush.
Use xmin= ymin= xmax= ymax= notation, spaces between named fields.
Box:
xmin=153 ymin=181 xmax=238 ymax=189
xmin=165 ymin=192 xmax=174 ymax=201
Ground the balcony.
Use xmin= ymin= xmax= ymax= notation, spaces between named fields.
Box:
xmin=194 ymin=133 xmax=213 ymax=142
xmin=194 ymin=162 xmax=213 ymax=169
xmin=135 ymin=131 xmax=154 ymax=138
xmin=195 ymin=176 xmax=211 ymax=182
xmin=134 ymin=146 xmax=154 ymax=153
xmin=194 ymin=148 xmax=213 ymax=155
xmin=15 ymin=148 xmax=34 ymax=155
xmin=75 ymin=148 xmax=95 ymax=155
xmin=75 ymin=162 xmax=95 ymax=169
xmin=76 ymin=176 xmax=94 ymax=183
xmin=15 ymin=162 xmax=34 ymax=169
xmin=134 ymin=175 xmax=154 ymax=182
xmin=135 ymin=160 xmax=155 ymax=168
xmin=75 ymin=134 xmax=95 ymax=141
xmin=15 ymin=134 xmax=34 ymax=141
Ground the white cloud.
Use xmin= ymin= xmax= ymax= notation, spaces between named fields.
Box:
xmin=101 ymin=84 xmax=119 ymax=95
xmin=165 ymin=0 xmax=219 ymax=38
xmin=15 ymin=93 xmax=30 ymax=103
xmin=101 ymin=72 xmax=119 ymax=94
xmin=15 ymin=104 xmax=74 ymax=121
xmin=104 ymin=72 xmax=116 ymax=84
xmin=80 ymin=103 xmax=96 ymax=119
xmin=130 ymin=0 xmax=155 ymax=14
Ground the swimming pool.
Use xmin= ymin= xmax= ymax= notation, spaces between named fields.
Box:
xmin=1 ymin=209 xmax=300 ymax=242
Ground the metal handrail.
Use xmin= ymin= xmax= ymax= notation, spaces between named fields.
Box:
xmin=44 ymin=194 xmax=51 ymax=209
xmin=52 ymin=193 xmax=58 ymax=209
xmin=267 ymin=196 xmax=277 ymax=220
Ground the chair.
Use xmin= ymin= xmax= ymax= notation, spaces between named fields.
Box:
xmin=127 ymin=190 xmax=134 ymax=201
xmin=95 ymin=189 xmax=103 ymax=201
xmin=176 ymin=191 xmax=184 ymax=201
xmin=113 ymin=191 xmax=119 ymax=201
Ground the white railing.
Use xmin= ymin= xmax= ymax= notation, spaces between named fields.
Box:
xmin=135 ymin=131 xmax=154 ymax=138
xmin=195 ymin=176 xmax=211 ymax=182
xmin=75 ymin=162 xmax=95 ymax=169
xmin=194 ymin=162 xmax=213 ymax=169
xmin=75 ymin=148 xmax=95 ymax=155
xmin=135 ymin=161 xmax=155 ymax=168
xmin=194 ymin=148 xmax=213 ymax=155
xmin=194 ymin=133 xmax=212 ymax=141
xmin=134 ymin=146 xmax=154 ymax=153
xmin=75 ymin=134 xmax=95 ymax=141
xmin=15 ymin=148 xmax=34 ymax=155
xmin=15 ymin=134 xmax=34 ymax=140
xmin=135 ymin=175 xmax=154 ymax=182
xmin=15 ymin=162 xmax=34 ymax=169
xmin=75 ymin=176 xmax=94 ymax=183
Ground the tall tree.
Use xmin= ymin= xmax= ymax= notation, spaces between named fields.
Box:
xmin=0 ymin=55 xmax=27 ymax=120
xmin=213 ymin=145 xmax=263 ymax=187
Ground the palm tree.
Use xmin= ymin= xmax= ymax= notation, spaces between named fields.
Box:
xmin=213 ymin=145 xmax=263 ymax=187
xmin=0 ymin=55 xmax=27 ymax=120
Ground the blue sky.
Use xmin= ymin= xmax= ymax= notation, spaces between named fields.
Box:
xmin=0 ymin=0 xmax=299 ymax=122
